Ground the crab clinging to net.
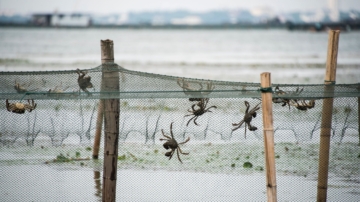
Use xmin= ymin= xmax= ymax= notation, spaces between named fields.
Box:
xmin=272 ymin=86 xmax=304 ymax=110
xmin=185 ymin=98 xmax=217 ymax=126
xmin=14 ymin=80 xmax=38 ymax=93
xmin=76 ymin=69 xmax=93 ymax=94
xmin=290 ymin=99 xmax=315 ymax=111
xmin=160 ymin=122 xmax=190 ymax=163
xmin=177 ymin=78 xmax=214 ymax=98
xmin=6 ymin=99 xmax=37 ymax=114
xmin=232 ymin=101 xmax=261 ymax=138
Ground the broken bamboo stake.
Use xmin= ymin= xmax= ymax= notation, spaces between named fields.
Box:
xmin=317 ymin=30 xmax=340 ymax=202
xmin=260 ymin=72 xmax=277 ymax=202
xmin=101 ymin=39 xmax=120 ymax=202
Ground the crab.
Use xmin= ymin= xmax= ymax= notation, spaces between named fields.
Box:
xmin=6 ymin=99 xmax=37 ymax=114
xmin=177 ymin=78 xmax=214 ymax=98
xmin=48 ymin=82 xmax=70 ymax=95
xmin=160 ymin=122 xmax=190 ymax=163
xmin=272 ymin=86 xmax=303 ymax=110
xmin=14 ymin=80 xmax=38 ymax=93
xmin=232 ymin=101 xmax=261 ymax=138
xmin=290 ymin=99 xmax=315 ymax=111
xmin=76 ymin=69 xmax=93 ymax=94
xmin=185 ymin=98 xmax=217 ymax=126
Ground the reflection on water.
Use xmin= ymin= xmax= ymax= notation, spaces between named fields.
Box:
xmin=94 ymin=171 xmax=102 ymax=201
xmin=0 ymin=165 xmax=99 ymax=201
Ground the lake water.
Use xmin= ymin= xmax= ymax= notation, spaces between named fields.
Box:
xmin=0 ymin=28 xmax=359 ymax=201
xmin=0 ymin=28 xmax=359 ymax=83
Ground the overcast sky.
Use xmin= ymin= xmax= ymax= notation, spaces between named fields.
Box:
xmin=1 ymin=0 xmax=360 ymax=14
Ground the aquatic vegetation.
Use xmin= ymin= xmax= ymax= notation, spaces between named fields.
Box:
xmin=243 ymin=162 xmax=253 ymax=168
xmin=55 ymin=153 xmax=71 ymax=162
xmin=118 ymin=154 xmax=126 ymax=161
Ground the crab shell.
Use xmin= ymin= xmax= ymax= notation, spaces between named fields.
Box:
xmin=15 ymin=103 xmax=25 ymax=109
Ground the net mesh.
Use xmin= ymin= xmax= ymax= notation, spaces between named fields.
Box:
xmin=0 ymin=64 xmax=359 ymax=201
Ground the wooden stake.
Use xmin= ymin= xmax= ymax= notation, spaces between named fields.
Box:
xmin=317 ymin=30 xmax=340 ymax=202
xmin=260 ymin=72 xmax=277 ymax=202
xmin=358 ymin=97 xmax=360 ymax=146
xmin=92 ymin=37 xmax=114 ymax=159
xmin=101 ymin=39 xmax=120 ymax=202
xmin=94 ymin=171 xmax=102 ymax=199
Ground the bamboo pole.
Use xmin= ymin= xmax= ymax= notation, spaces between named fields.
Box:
xmin=101 ymin=39 xmax=120 ymax=202
xmin=92 ymin=100 xmax=103 ymax=159
xmin=260 ymin=72 xmax=277 ymax=202
xmin=317 ymin=30 xmax=340 ymax=202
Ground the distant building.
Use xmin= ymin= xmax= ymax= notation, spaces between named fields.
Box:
xmin=171 ymin=16 xmax=202 ymax=25
xmin=32 ymin=13 xmax=91 ymax=27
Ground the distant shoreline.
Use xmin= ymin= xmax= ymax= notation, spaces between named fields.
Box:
xmin=1 ymin=21 xmax=360 ymax=31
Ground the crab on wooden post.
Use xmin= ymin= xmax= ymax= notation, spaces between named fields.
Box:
xmin=160 ymin=122 xmax=190 ymax=163
xmin=6 ymin=99 xmax=37 ymax=114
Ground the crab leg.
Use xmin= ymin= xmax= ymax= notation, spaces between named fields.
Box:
xmin=168 ymin=150 xmax=175 ymax=160
xmin=178 ymin=147 xmax=189 ymax=155
xmin=178 ymin=137 xmax=190 ymax=145
xmin=232 ymin=120 xmax=244 ymax=131
xmin=176 ymin=149 xmax=183 ymax=164
xmin=160 ymin=129 xmax=172 ymax=140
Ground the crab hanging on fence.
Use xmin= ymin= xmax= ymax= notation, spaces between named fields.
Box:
xmin=6 ymin=99 xmax=37 ymax=114
xmin=47 ymin=82 xmax=70 ymax=96
xmin=232 ymin=101 xmax=261 ymax=139
xmin=14 ymin=80 xmax=38 ymax=93
xmin=272 ymin=86 xmax=303 ymax=110
xmin=160 ymin=122 xmax=190 ymax=163
xmin=48 ymin=82 xmax=69 ymax=94
xmin=290 ymin=99 xmax=315 ymax=111
xmin=185 ymin=98 xmax=217 ymax=126
xmin=76 ymin=69 xmax=93 ymax=94
xmin=177 ymin=78 xmax=214 ymax=99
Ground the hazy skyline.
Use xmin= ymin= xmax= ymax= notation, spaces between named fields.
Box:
xmin=1 ymin=0 xmax=360 ymax=14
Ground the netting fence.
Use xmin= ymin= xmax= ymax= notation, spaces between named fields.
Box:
xmin=0 ymin=62 xmax=359 ymax=201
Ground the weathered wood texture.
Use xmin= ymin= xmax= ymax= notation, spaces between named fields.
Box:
xmin=93 ymin=38 xmax=115 ymax=158
xmin=100 ymin=39 xmax=120 ymax=202
xmin=260 ymin=72 xmax=277 ymax=202
xmin=317 ymin=30 xmax=340 ymax=202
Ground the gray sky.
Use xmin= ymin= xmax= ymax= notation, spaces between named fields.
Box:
xmin=1 ymin=0 xmax=360 ymax=14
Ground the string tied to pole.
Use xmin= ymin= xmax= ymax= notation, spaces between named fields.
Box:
xmin=259 ymin=87 xmax=273 ymax=93
xmin=324 ymin=80 xmax=336 ymax=85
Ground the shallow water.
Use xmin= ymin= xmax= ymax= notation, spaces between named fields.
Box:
xmin=1 ymin=165 xmax=359 ymax=202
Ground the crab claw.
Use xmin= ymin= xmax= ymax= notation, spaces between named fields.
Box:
xmin=249 ymin=126 xmax=258 ymax=131
xmin=162 ymin=142 xmax=170 ymax=150
xmin=165 ymin=151 xmax=172 ymax=157
xmin=252 ymin=112 xmax=257 ymax=118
